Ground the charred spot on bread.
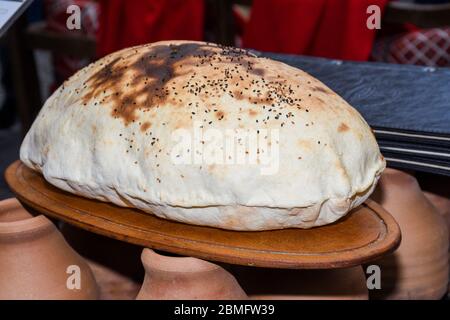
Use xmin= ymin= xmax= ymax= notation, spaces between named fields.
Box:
xmin=338 ymin=123 xmax=350 ymax=132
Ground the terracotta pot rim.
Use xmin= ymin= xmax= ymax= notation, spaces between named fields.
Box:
xmin=141 ymin=248 xmax=221 ymax=273
xmin=0 ymin=199 xmax=51 ymax=235
xmin=0 ymin=198 xmax=32 ymax=218
xmin=0 ymin=198 xmax=22 ymax=208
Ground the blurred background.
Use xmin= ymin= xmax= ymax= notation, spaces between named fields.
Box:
xmin=0 ymin=0 xmax=450 ymax=198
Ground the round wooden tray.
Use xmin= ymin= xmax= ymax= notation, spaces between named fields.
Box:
xmin=5 ymin=160 xmax=401 ymax=269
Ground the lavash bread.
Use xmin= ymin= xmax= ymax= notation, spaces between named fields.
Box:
xmin=20 ymin=40 xmax=385 ymax=231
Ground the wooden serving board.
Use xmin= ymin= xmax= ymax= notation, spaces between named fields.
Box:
xmin=5 ymin=160 xmax=401 ymax=269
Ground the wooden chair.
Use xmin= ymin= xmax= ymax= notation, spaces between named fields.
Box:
xmin=383 ymin=1 xmax=450 ymax=28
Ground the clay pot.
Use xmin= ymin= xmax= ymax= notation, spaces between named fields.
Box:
xmin=136 ymin=248 xmax=247 ymax=300
xmin=0 ymin=198 xmax=99 ymax=300
xmin=423 ymin=191 xmax=450 ymax=243
xmin=369 ymin=168 xmax=449 ymax=300
xmin=60 ymin=222 xmax=144 ymax=282
xmin=231 ymin=265 xmax=368 ymax=300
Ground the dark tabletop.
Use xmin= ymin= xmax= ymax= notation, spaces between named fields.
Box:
xmin=264 ymin=53 xmax=450 ymax=137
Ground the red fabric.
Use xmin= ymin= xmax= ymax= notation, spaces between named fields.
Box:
xmin=242 ymin=0 xmax=388 ymax=61
xmin=97 ymin=0 xmax=204 ymax=57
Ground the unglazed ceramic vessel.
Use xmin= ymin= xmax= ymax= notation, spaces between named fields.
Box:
xmin=0 ymin=198 xmax=99 ymax=300
xmin=423 ymin=191 xmax=450 ymax=243
xmin=423 ymin=191 xmax=450 ymax=298
xmin=231 ymin=265 xmax=368 ymax=300
xmin=370 ymin=169 xmax=449 ymax=300
xmin=136 ymin=248 xmax=247 ymax=300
